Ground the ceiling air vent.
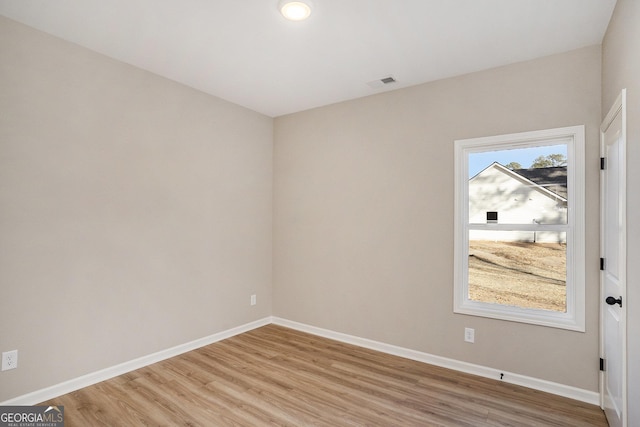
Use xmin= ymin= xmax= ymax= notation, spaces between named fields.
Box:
xmin=367 ymin=75 xmax=397 ymax=88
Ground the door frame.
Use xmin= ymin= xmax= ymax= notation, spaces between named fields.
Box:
xmin=600 ymin=88 xmax=627 ymax=426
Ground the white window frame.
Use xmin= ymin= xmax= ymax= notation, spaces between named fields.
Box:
xmin=454 ymin=126 xmax=585 ymax=331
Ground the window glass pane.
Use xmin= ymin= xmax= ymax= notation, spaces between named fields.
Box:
xmin=469 ymin=144 xmax=567 ymax=225
xmin=468 ymin=231 xmax=567 ymax=312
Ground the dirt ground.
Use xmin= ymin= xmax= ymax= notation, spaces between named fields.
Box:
xmin=468 ymin=240 xmax=566 ymax=312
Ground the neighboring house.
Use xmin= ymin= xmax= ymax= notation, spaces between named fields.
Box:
xmin=469 ymin=162 xmax=567 ymax=243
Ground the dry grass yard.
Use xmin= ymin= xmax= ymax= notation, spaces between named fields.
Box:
xmin=468 ymin=241 xmax=567 ymax=312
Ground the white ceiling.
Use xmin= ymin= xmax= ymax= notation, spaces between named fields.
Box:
xmin=0 ymin=0 xmax=617 ymax=117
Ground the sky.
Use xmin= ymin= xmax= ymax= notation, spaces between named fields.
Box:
xmin=469 ymin=144 xmax=567 ymax=178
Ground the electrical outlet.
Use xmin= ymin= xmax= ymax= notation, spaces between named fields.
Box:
xmin=250 ymin=294 xmax=257 ymax=306
xmin=2 ymin=350 xmax=18 ymax=371
xmin=464 ymin=328 xmax=475 ymax=343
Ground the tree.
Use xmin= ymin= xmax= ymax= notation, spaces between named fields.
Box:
xmin=504 ymin=162 xmax=522 ymax=170
xmin=530 ymin=154 xmax=567 ymax=168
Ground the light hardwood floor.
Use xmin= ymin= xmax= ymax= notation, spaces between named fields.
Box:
xmin=42 ymin=324 xmax=608 ymax=426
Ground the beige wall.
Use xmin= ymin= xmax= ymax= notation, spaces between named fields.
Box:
xmin=0 ymin=17 xmax=273 ymax=402
xmin=602 ymin=0 xmax=640 ymax=423
xmin=274 ymin=45 xmax=602 ymax=391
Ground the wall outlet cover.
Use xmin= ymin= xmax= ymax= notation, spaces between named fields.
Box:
xmin=2 ymin=350 xmax=18 ymax=371
xmin=464 ymin=328 xmax=475 ymax=343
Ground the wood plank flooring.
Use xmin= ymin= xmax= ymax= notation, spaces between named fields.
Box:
xmin=41 ymin=324 xmax=608 ymax=426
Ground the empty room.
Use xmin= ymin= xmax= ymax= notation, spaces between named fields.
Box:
xmin=1 ymin=1 xmax=638 ymax=426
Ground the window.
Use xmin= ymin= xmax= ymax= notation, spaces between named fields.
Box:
xmin=486 ymin=211 xmax=498 ymax=224
xmin=454 ymin=126 xmax=585 ymax=331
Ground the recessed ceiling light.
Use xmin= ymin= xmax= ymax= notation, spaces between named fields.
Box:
xmin=279 ymin=1 xmax=312 ymax=21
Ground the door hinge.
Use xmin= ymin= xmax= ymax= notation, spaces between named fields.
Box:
xmin=600 ymin=157 xmax=606 ymax=170
xmin=600 ymin=358 xmax=605 ymax=371
xmin=600 ymin=258 xmax=605 ymax=271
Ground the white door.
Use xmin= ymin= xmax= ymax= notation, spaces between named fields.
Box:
xmin=600 ymin=89 xmax=627 ymax=427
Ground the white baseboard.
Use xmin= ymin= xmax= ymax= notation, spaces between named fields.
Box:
xmin=3 ymin=316 xmax=599 ymax=407
xmin=271 ymin=317 xmax=600 ymax=406
xmin=1 ymin=317 xmax=271 ymax=406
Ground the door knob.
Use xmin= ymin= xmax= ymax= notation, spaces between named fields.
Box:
xmin=605 ymin=296 xmax=622 ymax=307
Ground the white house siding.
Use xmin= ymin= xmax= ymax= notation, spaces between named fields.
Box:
xmin=469 ymin=164 xmax=567 ymax=243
